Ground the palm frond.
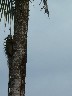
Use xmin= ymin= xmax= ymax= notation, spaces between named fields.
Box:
xmin=0 ymin=0 xmax=15 ymax=23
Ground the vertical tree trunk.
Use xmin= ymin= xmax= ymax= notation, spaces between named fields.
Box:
xmin=8 ymin=0 xmax=29 ymax=96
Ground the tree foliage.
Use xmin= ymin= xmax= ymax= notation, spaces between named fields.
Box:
xmin=0 ymin=0 xmax=49 ymax=24
xmin=0 ymin=0 xmax=15 ymax=22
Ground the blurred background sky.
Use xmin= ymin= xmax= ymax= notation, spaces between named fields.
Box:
xmin=0 ymin=0 xmax=72 ymax=96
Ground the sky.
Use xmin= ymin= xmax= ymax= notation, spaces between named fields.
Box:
xmin=0 ymin=0 xmax=72 ymax=96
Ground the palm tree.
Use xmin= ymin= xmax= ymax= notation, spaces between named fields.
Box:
xmin=0 ymin=0 xmax=49 ymax=96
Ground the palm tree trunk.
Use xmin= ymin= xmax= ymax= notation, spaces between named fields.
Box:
xmin=8 ymin=0 xmax=29 ymax=96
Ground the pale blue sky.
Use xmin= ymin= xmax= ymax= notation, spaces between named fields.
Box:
xmin=0 ymin=0 xmax=72 ymax=96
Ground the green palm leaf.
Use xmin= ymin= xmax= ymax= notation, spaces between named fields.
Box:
xmin=0 ymin=0 xmax=15 ymax=23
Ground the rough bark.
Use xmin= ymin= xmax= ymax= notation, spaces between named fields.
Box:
xmin=8 ymin=0 xmax=29 ymax=96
